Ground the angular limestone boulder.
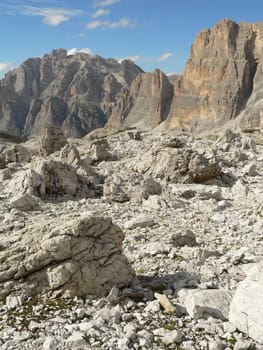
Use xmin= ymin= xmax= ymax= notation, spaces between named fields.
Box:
xmin=60 ymin=143 xmax=81 ymax=167
xmin=4 ymin=144 xmax=32 ymax=163
xmin=229 ymin=263 xmax=263 ymax=344
xmin=188 ymin=152 xmax=221 ymax=183
xmin=103 ymin=172 xmax=162 ymax=203
xmin=90 ymin=139 xmax=116 ymax=162
xmin=0 ymin=214 xmax=135 ymax=298
xmin=9 ymin=194 xmax=41 ymax=211
xmin=178 ymin=289 xmax=231 ymax=321
xmin=8 ymin=158 xmax=99 ymax=198
xmin=135 ymin=143 xmax=220 ymax=184
xmin=39 ymin=126 xmax=68 ymax=156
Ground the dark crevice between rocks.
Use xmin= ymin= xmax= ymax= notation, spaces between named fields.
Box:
xmin=233 ymin=30 xmax=259 ymax=119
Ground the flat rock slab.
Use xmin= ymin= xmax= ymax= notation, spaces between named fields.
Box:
xmin=178 ymin=289 xmax=231 ymax=321
xmin=124 ymin=214 xmax=155 ymax=229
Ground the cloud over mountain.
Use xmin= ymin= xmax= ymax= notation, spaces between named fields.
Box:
xmin=87 ymin=17 xmax=133 ymax=30
xmin=0 ymin=62 xmax=12 ymax=74
xmin=157 ymin=52 xmax=175 ymax=61
xmin=67 ymin=48 xmax=93 ymax=56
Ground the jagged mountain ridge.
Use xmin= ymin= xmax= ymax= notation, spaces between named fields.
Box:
xmin=1 ymin=19 xmax=263 ymax=138
xmin=107 ymin=19 xmax=263 ymax=133
xmin=106 ymin=69 xmax=174 ymax=131
xmin=0 ymin=49 xmax=143 ymax=138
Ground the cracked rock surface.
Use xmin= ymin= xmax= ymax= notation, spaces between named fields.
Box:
xmin=0 ymin=128 xmax=263 ymax=349
xmin=0 ymin=213 xmax=134 ymax=299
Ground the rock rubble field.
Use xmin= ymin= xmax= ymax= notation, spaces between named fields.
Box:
xmin=0 ymin=126 xmax=263 ymax=350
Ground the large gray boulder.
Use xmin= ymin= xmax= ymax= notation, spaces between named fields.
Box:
xmin=229 ymin=263 xmax=263 ymax=344
xmin=135 ymin=143 xmax=220 ymax=184
xmin=39 ymin=126 xmax=68 ymax=156
xmin=0 ymin=214 xmax=135 ymax=298
xmin=4 ymin=144 xmax=32 ymax=163
xmin=8 ymin=157 xmax=100 ymax=198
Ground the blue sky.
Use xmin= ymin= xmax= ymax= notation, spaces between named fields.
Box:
xmin=0 ymin=0 xmax=263 ymax=78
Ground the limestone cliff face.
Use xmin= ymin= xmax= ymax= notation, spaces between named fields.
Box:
xmin=164 ymin=19 xmax=263 ymax=131
xmin=2 ymin=19 xmax=263 ymax=138
xmin=106 ymin=69 xmax=173 ymax=131
xmin=108 ymin=19 xmax=263 ymax=133
xmin=0 ymin=49 xmax=142 ymax=138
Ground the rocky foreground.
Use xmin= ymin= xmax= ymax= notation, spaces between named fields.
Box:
xmin=0 ymin=127 xmax=263 ymax=349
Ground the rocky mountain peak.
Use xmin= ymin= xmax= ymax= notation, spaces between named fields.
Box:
xmin=106 ymin=68 xmax=173 ymax=132
xmin=106 ymin=18 xmax=263 ymax=134
xmin=163 ymin=18 xmax=263 ymax=131
xmin=0 ymin=49 xmax=143 ymax=138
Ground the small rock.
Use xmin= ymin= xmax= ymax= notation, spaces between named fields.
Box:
xmin=171 ymin=229 xmax=197 ymax=247
xmin=154 ymin=293 xmax=176 ymax=313
xmin=106 ymin=285 xmax=120 ymax=304
xmin=209 ymin=341 xmax=227 ymax=350
xmin=144 ymin=300 xmax=161 ymax=314
xmin=153 ymin=328 xmax=182 ymax=345
xmin=124 ymin=214 xmax=155 ymax=229
xmin=137 ymin=329 xmax=153 ymax=347
xmin=9 ymin=194 xmax=41 ymax=211
xmin=6 ymin=295 xmax=24 ymax=309
xmin=66 ymin=332 xmax=86 ymax=348
xmin=42 ymin=337 xmax=58 ymax=350
xmin=233 ymin=339 xmax=255 ymax=350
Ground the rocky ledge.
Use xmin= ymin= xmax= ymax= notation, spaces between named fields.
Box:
xmin=0 ymin=127 xmax=263 ymax=349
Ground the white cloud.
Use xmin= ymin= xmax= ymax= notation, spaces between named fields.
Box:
xmin=95 ymin=0 xmax=121 ymax=7
xmin=0 ymin=62 xmax=12 ymax=74
xmin=21 ymin=6 xmax=82 ymax=26
xmin=67 ymin=48 xmax=93 ymax=56
xmin=92 ymin=9 xmax=110 ymax=18
xmin=117 ymin=55 xmax=140 ymax=63
xmin=166 ymin=72 xmax=176 ymax=76
xmin=86 ymin=20 xmax=103 ymax=29
xmin=157 ymin=52 xmax=175 ymax=61
xmin=87 ymin=17 xmax=133 ymax=30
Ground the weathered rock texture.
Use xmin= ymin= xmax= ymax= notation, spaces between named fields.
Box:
xmin=0 ymin=49 xmax=142 ymax=138
xmin=4 ymin=144 xmax=32 ymax=163
xmin=0 ymin=129 xmax=263 ymax=349
xmin=107 ymin=19 xmax=263 ymax=133
xmin=229 ymin=263 xmax=263 ymax=344
xmin=0 ymin=214 xmax=134 ymax=298
xmin=164 ymin=19 xmax=263 ymax=132
xmin=8 ymin=157 xmax=100 ymax=198
xmin=103 ymin=172 xmax=162 ymax=203
xmin=133 ymin=140 xmax=221 ymax=184
xmin=106 ymin=69 xmax=173 ymax=131
xmin=2 ymin=19 xmax=263 ymax=138
xmin=39 ymin=126 xmax=68 ymax=156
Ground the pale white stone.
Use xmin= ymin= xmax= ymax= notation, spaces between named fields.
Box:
xmin=42 ymin=337 xmax=58 ymax=350
xmin=5 ymin=295 xmax=24 ymax=309
xmin=124 ymin=214 xmax=155 ymax=229
xmin=229 ymin=263 xmax=263 ymax=344
xmin=178 ymin=289 xmax=231 ymax=320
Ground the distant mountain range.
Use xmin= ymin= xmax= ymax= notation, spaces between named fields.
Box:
xmin=106 ymin=18 xmax=263 ymax=134
xmin=0 ymin=49 xmax=142 ymax=138
xmin=1 ymin=18 xmax=263 ymax=138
